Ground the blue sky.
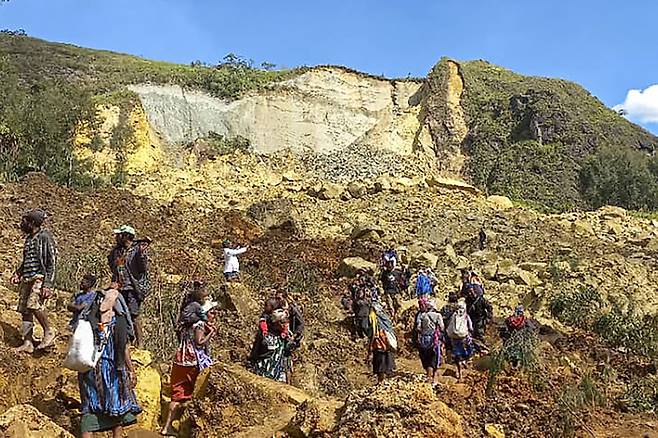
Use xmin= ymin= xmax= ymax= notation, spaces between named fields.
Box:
xmin=1 ymin=0 xmax=657 ymax=133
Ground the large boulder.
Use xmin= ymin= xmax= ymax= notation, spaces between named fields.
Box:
xmin=0 ymin=404 xmax=73 ymax=438
xmin=217 ymin=283 xmax=260 ymax=318
xmin=414 ymin=252 xmax=439 ymax=269
xmin=350 ymin=224 xmax=385 ymax=241
xmin=347 ymin=181 xmax=368 ymax=199
xmin=132 ymin=349 xmax=162 ymax=431
xmin=335 ymin=375 xmax=464 ymax=437
xmin=338 ymin=257 xmax=377 ymax=278
xmin=487 ymin=195 xmax=514 ymax=210
xmin=425 ymin=177 xmax=480 ymax=194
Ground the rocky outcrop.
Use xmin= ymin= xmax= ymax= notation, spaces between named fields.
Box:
xmin=335 ymin=376 xmax=464 ymax=437
xmin=129 ymin=67 xmax=432 ymax=156
xmin=0 ymin=404 xmax=73 ymax=438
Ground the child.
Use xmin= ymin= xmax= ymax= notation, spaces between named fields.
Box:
xmin=67 ymin=274 xmax=98 ymax=331
xmin=177 ymin=280 xmax=210 ymax=337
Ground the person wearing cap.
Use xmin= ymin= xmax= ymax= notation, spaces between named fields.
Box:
xmin=108 ymin=225 xmax=150 ymax=347
xmin=10 ymin=208 xmax=57 ymax=353
xmin=222 ymin=239 xmax=247 ymax=281
xmin=162 ymin=285 xmax=217 ymax=436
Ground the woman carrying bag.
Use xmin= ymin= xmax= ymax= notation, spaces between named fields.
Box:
xmin=75 ymin=288 xmax=141 ymax=438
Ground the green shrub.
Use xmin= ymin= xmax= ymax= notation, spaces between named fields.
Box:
xmin=487 ymin=327 xmax=542 ymax=393
xmin=554 ymin=373 xmax=606 ymax=437
xmin=549 ymin=286 xmax=603 ymax=329
xmin=620 ymin=376 xmax=658 ymax=413
xmin=594 ymin=306 xmax=658 ymax=359
xmin=579 ymin=145 xmax=658 ymax=210
xmin=57 ymin=252 xmax=109 ymax=292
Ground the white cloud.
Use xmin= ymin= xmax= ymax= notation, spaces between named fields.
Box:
xmin=614 ymin=84 xmax=658 ymax=124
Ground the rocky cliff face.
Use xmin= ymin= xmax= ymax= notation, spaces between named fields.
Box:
xmin=129 ymin=67 xmax=432 ymax=156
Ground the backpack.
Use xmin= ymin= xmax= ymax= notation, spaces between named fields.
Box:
xmin=447 ymin=311 xmax=469 ymax=339
xmin=415 ymin=273 xmax=432 ymax=296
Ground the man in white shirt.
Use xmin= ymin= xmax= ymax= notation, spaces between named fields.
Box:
xmin=223 ymin=239 xmax=247 ymax=281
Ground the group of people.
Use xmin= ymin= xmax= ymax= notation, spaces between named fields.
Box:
xmin=10 ymin=210 xmax=149 ymax=437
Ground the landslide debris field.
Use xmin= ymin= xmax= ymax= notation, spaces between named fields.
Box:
xmin=0 ymin=171 xmax=657 ymax=437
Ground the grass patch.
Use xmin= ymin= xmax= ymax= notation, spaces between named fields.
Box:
xmin=487 ymin=327 xmax=543 ymax=394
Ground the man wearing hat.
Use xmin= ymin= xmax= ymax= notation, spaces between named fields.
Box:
xmin=108 ymin=225 xmax=150 ymax=347
xmin=10 ymin=209 xmax=57 ymax=353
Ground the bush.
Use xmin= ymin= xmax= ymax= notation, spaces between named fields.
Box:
xmin=554 ymin=374 xmax=606 ymax=437
xmin=594 ymin=306 xmax=658 ymax=359
xmin=57 ymin=252 xmax=109 ymax=293
xmin=579 ymin=145 xmax=658 ymax=210
xmin=620 ymin=376 xmax=658 ymax=413
xmin=549 ymin=286 xmax=603 ymax=330
xmin=487 ymin=327 xmax=542 ymax=393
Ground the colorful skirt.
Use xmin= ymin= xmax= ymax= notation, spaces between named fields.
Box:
xmin=451 ymin=337 xmax=474 ymax=361
xmin=78 ymin=323 xmax=141 ymax=432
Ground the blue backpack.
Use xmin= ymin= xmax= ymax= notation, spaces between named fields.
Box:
xmin=415 ymin=273 xmax=432 ymax=296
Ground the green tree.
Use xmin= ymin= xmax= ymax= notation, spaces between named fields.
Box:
xmin=579 ymin=145 xmax=658 ymax=210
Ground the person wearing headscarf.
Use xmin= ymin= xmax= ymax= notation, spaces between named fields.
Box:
xmin=162 ymin=288 xmax=218 ymax=436
xmin=77 ymin=288 xmax=141 ymax=437
xmin=415 ymin=296 xmax=444 ymax=385
xmin=366 ymin=301 xmax=396 ymax=384
xmin=446 ymin=299 xmax=474 ymax=380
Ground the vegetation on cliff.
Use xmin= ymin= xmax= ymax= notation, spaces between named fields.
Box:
xmin=428 ymin=59 xmax=658 ymax=211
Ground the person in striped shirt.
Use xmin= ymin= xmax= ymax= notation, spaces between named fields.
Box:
xmin=10 ymin=209 xmax=57 ymax=353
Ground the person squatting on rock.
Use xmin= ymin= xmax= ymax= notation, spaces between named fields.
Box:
xmin=108 ymin=225 xmax=150 ymax=348
xmin=222 ymin=239 xmax=248 ymax=281
xmin=11 ymin=208 xmax=57 ymax=353
xmin=162 ymin=281 xmax=217 ymax=436
xmin=415 ymin=296 xmax=444 ymax=385
xmin=77 ymin=288 xmax=141 ymax=438
xmin=366 ymin=301 xmax=397 ymax=384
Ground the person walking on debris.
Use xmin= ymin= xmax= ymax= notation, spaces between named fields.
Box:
xmin=77 ymin=288 xmax=142 ymax=438
xmin=108 ymin=225 xmax=150 ymax=347
xmin=415 ymin=267 xmax=437 ymax=298
xmin=68 ymin=274 xmax=98 ymax=332
xmin=366 ymin=301 xmax=397 ymax=384
xmin=447 ymin=299 xmax=474 ymax=381
xmin=275 ymin=291 xmax=304 ymax=382
xmin=350 ymin=271 xmax=373 ymax=339
xmin=380 ymin=260 xmax=403 ymax=320
xmin=464 ymin=282 xmax=492 ymax=342
xmin=249 ymin=308 xmax=292 ymax=382
xmin=162 ymin=282 xmax=218 ymax=436
xmin=500 ymin=305 xmax=537 ymax=367
xmin=479 ymin=226 xmax=487 ymax=250
xmin=415 ymin=296 xmax=444 ymax=385
xmin=440 ymin=292 xmax=460 ymax=353
xmin=10 ymin=209 xmax=57 ymax=353
xmin=222 ymin=239 xmax=248 ymax=281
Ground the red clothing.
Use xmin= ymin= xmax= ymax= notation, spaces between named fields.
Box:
xmin=170 ymin=363 xmax=199 ymax=402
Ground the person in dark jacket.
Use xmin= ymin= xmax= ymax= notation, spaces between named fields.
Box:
xmin=108 ymin=225 xmax=150 ymax=347
xmin=10 ymin=209 xmax=57 ymax=353
xmin=464 ymin=283 xmax=492 ymax=341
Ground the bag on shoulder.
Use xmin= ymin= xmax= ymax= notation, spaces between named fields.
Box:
xmin=447 ymin=312 xmax=469 ymax=339
xmin=63 ymin=319 xmax=106 ymax=372
xmin=384 ymin=329 xmax=398 ymax=351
